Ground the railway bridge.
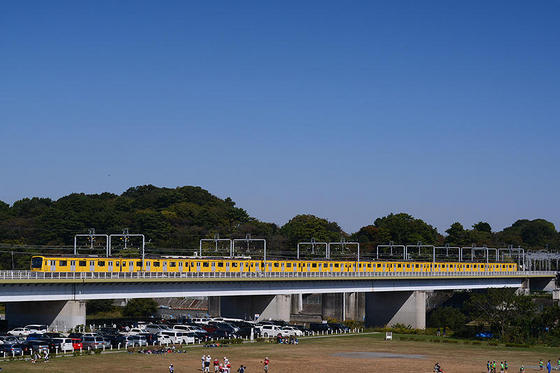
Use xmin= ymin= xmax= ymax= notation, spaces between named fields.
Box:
xmin=0 ymin=270 xmax=556 ymax=331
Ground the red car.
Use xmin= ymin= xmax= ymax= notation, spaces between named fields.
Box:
xmin=71 ymin=338 xmax=83 ymax=350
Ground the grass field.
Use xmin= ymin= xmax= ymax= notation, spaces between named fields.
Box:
xmin=1 ymin=333 xmax=559 ymax=372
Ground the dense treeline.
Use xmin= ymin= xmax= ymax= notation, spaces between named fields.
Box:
xmin=428 ymin=289 xmax=560 ymax=345
xmin=0 ymin=185 xmax=559 ymax=262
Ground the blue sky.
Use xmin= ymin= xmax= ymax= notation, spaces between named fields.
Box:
xmin=1 ymin=1 xmax=559 ymax=234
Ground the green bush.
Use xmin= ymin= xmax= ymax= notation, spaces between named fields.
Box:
xmin=488 ymin=342 xmax=498 ymax=346
xmin=504 ymin=343 xmax=530 ymax=348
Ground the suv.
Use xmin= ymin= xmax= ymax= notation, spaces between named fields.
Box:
xmin=259 ymin=325 xmax=282 ymax=338
xmin=82 ymin=336 xmax=111 ymax=350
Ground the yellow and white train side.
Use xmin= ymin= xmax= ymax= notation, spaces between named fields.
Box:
xmin=30 ymin=256 xmax=518 ymax=274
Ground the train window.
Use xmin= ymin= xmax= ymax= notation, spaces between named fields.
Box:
xmin=466 ymin=265 xmax=470 ymax=268
xmin=98 ymin=261 xmax=105 ymax=266
xmin=170 ymin=262 xmax=176 ymax=267
xmin=397 ymin=264 xmax=401 ymax=268
xmin=274 ymin=263 xmax=279 ymax=267
xmin=203 ymin=262 xmax=209 ymax=267
xmin=367 ymin=264 xmax=372 ymax=268
xmin=415 ymin=264 xmax=419 ymax=268
xmin=406 ymin=264 xmax=410 ymax=268
xmin=218 ymin=263 xmax=224 ymax=268
xmin=136 ymin=261 xmax=142 ymax=267
xmin=116 ymin=262 xmax=120 ymax=266
xmin=232 ymin=263 xmax=238 ymax=267
xmin=287 ymin=263 xmax=292 ymax=268
xmin=312 ymin=263 xmax=317 ymax=268
xmin=79 ymin=261 xmax=86 ymax=266
xmin=377 ymin=264 xmax=381 ymax=268
xmin=154 ymin=262 xmax=160 ymax=267
xmin=59 ymin=260 xmax=67 ymax=266
xmin=335 ymin=264 xmax=340 ymax=268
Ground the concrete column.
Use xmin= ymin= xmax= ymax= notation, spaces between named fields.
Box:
xmin=207 ymin=296 xmax=221 ymax=317
xmin=291 ymin=294 xmax=303 ymax=314
xmin=321 ymin=293 xmax=343 ymax=320
xmin=344 ymin=292 xmax=365 ymax=321
xmin=220 ymin=295 xmax=291 ymax=322
xmin=365 ymin=291 xmax=426 ymax=329
xmin=6 ymin=300 xmax=86 ymax=331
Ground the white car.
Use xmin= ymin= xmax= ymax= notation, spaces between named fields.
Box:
xmin=126 ymin=328 xmax=144 ymax=335
xmin=160 ymin=331 xmax=195 ymax=344
xmin=25 ymin=324 xmax=48 ymax=333
xmin=280 ymin=326 xmax=303 ymax=337
xmin=145 ymin=324 xmax=171 ymax=334
xmin=7 ymin=327 xmax=31 ymax=336
xmin=259 ymin=325 xmax=282 ymax=338
xmin=53 ymin=338 xmax=75 ymax=352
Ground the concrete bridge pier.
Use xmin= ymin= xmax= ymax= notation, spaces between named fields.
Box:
xmin=218 ymin=295 xmax=291 ymax=322
xmin=5 ymin=300 xmax=86 ymax=331
xmin=365 ymin=291 xmax=426 ymax=329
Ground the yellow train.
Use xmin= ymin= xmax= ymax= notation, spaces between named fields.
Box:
xmin=30 ymin=256 xmax=518 ymax=274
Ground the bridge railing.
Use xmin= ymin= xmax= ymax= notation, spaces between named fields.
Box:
xmin=0 ymin=270 xmax=554 ymax=281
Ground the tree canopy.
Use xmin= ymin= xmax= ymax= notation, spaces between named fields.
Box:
xmin=0 ymin=185 xmax=558 ymax=266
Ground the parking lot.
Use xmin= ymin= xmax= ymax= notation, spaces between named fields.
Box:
xmin=0 ymin=318 xmax=358 ymax=358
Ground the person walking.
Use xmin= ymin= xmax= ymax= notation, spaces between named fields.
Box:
xmin=237 ymin=366 xmax=245 ymax=373
xmin=263 ymin=357 xmax=270 ymax=373
xmin=487 ymin=361 xmax=491 ymax=373
xmin=504 ymin=361 xmax=508 ymax=372
xmin=214 ymin=357 xmax=220 ymax=373
xmin=519 ymin=365 xmax=524 ymax=372
xmin=547 ymin=360 xmax=552 ymax=373
xmin=539 ymin=360 xmax=544 ymax=371
xmin=169 ymin=363 xmax=174 ymax=373
xmin=202 ymin=355 xmax=206 ymax=372
xmin=500 ymin=361 xmax=504 ymax=373
xmin=205 ymin=355 xmax=211 ymax=373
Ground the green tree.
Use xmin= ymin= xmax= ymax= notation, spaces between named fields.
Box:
xmin=122 ymin=298 xmax=158 ymax=318
xmin=428 ymin=306 xmax=466 ymax=330
xmin=473 ymin=222 xmax=492 ymax=233
xmin=280 ymin=215 xmax=345 ymax=249
xmin=373 ymin=213 xmax=441 ymax=244
xmin=467 ymin=289 xmax=535 ymax=343
xmin=87 ymin=300 xmax=115 ymax=315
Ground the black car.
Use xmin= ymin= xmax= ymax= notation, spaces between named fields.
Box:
xmin=327 ymin=323 xmax=350 ymax=333
xmin=20 ymin=340 xmax=50 ymax=355
xmin=207 ymin=329 xmax=236 ymax=339
xmin=309 ymin=323 xmax=331 ymax=332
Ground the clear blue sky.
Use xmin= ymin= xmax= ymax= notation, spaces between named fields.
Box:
xmin=1 ymin=1 xmax=559 ymax=234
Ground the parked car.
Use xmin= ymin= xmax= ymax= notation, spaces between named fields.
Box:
xmin=67 ymin=332 xmax=83 ymax=340
xmin=280 ymin=326 xmax=303 ymax=336
xmin=0 ymin=335 xmax=23 ymax=345
xmin=207 ymin=329 xmax=236 ymax=340
xmin=7 ymin=327 xmax=31 ymax=337
xmin=309 ymin=323 xmax=331 ymax=333
xmin=21 ymin=340 xmax=50 ymax=355
xmin=44 ymin=332 xmax=63 ymax=338
xmin=0 ymin=343 xmax=23 ymax=356
xmin=71 ymin=338 xmax=83 ymax=350
xmin=160 ymin=331 xmax=195 ymax=344
xmin=52 ymin=338 xmax=75 ymax=352
xmin=25 ymin=325 xmax=48 ymax=334
xmin=82 ymin=336 xmax=111 ymax=350
xmin=327 ymin=323 xmax=350 ymax=333
xmin=126 ymin=328 xmax=145 ymax=335
xmin=145 ymin=324 xmax=171 ymax=334
xmin=26 ymin=333 xmax=48 ymax=341
xmin=259 ymin=324 xmax=282 ymax=338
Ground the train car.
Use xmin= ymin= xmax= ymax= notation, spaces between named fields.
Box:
xmin=30 ymin=255 xmax=517 ymax=274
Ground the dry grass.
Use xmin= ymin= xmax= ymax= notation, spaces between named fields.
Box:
xmin=0 ymin=334 xmax=556 ymax=372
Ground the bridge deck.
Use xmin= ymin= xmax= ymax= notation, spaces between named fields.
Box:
xmin=0 ymin=270 xmax=554 ymax=284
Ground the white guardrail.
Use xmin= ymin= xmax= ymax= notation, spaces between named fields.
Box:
xmin=0 ymin=270 xmax=555 ymax=281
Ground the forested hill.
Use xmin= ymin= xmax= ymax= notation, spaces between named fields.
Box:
xmin=0 ymin=185 xmax=559 ymax=253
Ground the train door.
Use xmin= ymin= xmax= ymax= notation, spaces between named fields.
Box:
xmin=129 ymin=261 xmax=134 ymax=272
xmin=163 ymin=261 xmax=168 ymax=272
xmin=108 ymin=261 xmax=113 ymax=272
xmin=307 ymin=263 xmax=310 ymax=272
xmin=178 ymin=261 xmax=183 ymax=272
xmin=226 ymin=262 xmax=230 ymax=272
xmin=145 ymin=261 xmax=151 ymax=271
xmin=281 ymin=262 xmax=285 ymax=272
xmin=70 ymin=260 xmax=76 ymax=272
xmin=50 ymin=260 xmax=56 ymax=272
xmin=90 ymin=261 xmax=95 ymax=272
